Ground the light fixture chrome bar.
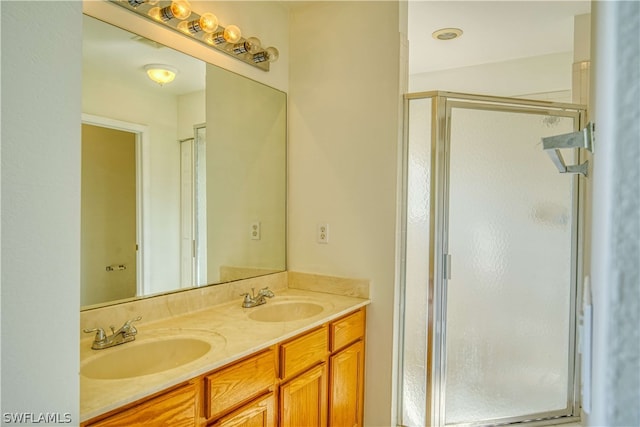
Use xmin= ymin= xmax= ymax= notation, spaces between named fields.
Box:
xmin=110 ymin=0 xmax=273 ymax=71
xmin=542 ymin=122 xmax=595 ymax=177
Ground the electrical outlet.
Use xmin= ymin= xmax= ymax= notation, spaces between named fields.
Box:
xmin=317 ymin=223 xmax=329 ymax=244
xmin=251 ymin=221 xmax=261 ymax=240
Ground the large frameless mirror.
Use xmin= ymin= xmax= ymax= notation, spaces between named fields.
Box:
xmin=81 ymin=14 xmax=286 ymax=309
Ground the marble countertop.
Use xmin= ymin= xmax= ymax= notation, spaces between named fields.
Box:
xmin=80 ymin=288 xmax=370 ymax=422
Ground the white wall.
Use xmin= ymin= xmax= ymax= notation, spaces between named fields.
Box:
xmin=288 ymin=2 xmax=404 ymax=425
xmin=1 ymin=1 xmax=81 ymax=423
xmin=410 ymin=52 xmax=573 ymax=101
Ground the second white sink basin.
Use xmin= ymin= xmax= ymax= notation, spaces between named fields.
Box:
xmin=81 ymin=337 xmax=211 ymax=380
xmin=248 ymin=301 xmax=325 ymax=322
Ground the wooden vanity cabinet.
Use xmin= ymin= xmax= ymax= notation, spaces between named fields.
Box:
xmin=82 ymin=307 xmax=366 ymax=427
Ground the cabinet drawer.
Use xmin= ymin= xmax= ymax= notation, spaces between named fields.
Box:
xmin=205 ymin=349 xmax=276 ymax=420
xmin=280 ymin=326 xmax=328 ymax=380
xmin=330 ymin=309 xmax=365 ymax=351
xmin=86 ymin=382 xmax=197 ymax=427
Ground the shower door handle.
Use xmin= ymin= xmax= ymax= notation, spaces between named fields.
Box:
xmin=444 ymin=254 xmax=452 ymax=280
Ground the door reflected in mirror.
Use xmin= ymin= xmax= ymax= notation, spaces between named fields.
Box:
xmin=81 ymin=15 xmax=286 ymax=309
xmin=81 ymin=124 xmax=138 ymax=305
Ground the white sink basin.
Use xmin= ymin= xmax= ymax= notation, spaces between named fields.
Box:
xmin=248 ymin=301 xmax=325 ymax=322
xmin=81 ymin=337 xmax=211 ymax=380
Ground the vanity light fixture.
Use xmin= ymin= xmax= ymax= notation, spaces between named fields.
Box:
xmin=432 ymin=27 xmax=463 ymax=41
xmin=112 ymin=0 xmax=279 ymax=71
xmin=253 ymin=46 xmax=279 ymax=64
xmin=207 ymin=25 xmax=242 ymax=46
xmin=177 ymin=12 xmax=218 ymax=35
xmin=148 ymin=0 xmax=192 ymax=22
xmin=233 ymin=36 xmax=261 ymax=55
xmin=127 ymin=0 xmax=159 ymax=6
xmin=222 ymin=25 xmax=242 ymax=44
xmin=144 ymin=64 xmax=177 ymax=85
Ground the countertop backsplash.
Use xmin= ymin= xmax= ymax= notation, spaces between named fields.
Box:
xmin=80 ymin=271 xmax=369 ymax=336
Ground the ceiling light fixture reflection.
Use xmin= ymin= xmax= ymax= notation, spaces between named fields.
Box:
xmin=144 ymin=64 xmax=178 ymax=85
xmin=432 ymin=27 xmax=463 ymax=41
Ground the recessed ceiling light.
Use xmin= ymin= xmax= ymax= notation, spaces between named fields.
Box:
xmin=432 ymin=28 xmax=463 ymax=41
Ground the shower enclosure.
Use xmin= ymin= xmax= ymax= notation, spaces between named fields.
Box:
xmin=398 ymin=92 xmax=587 ymax=426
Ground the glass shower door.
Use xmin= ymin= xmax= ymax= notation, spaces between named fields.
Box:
xmin=442 ymin=104 xmax=579 ymax=425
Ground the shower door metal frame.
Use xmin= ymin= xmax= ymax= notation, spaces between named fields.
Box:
xmin=399 ymin=91 xmax=587 ymax=427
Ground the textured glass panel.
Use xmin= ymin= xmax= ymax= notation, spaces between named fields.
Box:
xmin=401 ymin=97 xmax=432 ymax=427
xmin=444 ymin=108 xmax=575 ymax=424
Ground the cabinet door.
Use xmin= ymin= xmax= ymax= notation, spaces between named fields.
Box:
xmin=279 ymin=363 xmax=327 ymax=427
xmin=86 ymin=382 xmax=197 ymax=427
xmin=329 ymin=340 xmax=365 ymax=427
xmin=210 ymin=393 xmax=276 ymax=427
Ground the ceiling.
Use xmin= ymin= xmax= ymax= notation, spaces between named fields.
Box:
xmin=408 ymin=0 xmax=591 ymax=75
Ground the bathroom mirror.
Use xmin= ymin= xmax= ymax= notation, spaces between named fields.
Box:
xmin=81 ymin=15 xmax=286 ymax=309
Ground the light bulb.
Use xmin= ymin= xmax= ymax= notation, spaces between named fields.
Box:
xmin=198 ymin=13 xmax=219 ymax=33
xmin=177 ymin=20 xmax=191 ymax=34
xmin=265 ymin=46 xmax=279 ymax=62
xmin=178 ymin=12 xmax=218 ymax=35
xmin=150 ymin=0 xmax=191 ymax=21
xmin=253 ymin=46 xmax=279 ymax=64
xmin=223 ymin=25 xmax=242 ymax=43
xmin=148 ymin=6 xmax=162 ymax=21
xmin=232 ymin=36 xmax=261 ymax=55
xmin=170 ymin=0 xmax=191 ymax=20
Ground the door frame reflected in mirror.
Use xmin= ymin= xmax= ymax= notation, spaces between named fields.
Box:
xmin=81 ymin=114 xmax=149 ymax=306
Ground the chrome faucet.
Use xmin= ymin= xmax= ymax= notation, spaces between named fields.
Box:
xmin=83 ymin=316 xmax=142 ymax=350
xmin=241 ymin=287 xmax=275 ymax=308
